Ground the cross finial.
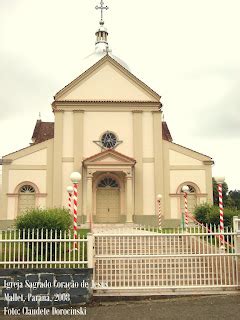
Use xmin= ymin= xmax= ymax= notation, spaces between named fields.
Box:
xmin=95 ymin=0 xmax=109 ymax=25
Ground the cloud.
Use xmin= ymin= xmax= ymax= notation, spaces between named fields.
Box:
xmin=191 ymin=81 xmax=240 ymax=138
xmin=0 ymin=52 xmax=56 ymax=120
xmin=179 ymin=65 xmax=240 ymax=138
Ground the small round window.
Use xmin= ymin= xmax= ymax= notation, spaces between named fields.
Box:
xmin=101 ymin=131 xmax=117 ymax=149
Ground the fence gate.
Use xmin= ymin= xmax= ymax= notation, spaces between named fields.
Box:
xmin=93 ymin=225 xmax=239 ymax=295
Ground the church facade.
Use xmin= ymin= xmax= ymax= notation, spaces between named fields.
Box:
xmin=0 ymin=12 xmax=214 ymax=228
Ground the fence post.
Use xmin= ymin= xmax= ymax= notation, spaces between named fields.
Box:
xmin=87 ymin=233 xmax=94 ymax=268
xmin=233 ymin=216 xmax=240 ymax=254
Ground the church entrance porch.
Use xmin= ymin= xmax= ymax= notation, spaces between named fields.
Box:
xmin=82 ymin=149 xmax=136 ymax=226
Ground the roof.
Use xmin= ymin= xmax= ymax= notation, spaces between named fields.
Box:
xmin=31 ymin=120 xmax=54 ymax=144
xmin=162 ymin=122 xmax=173 ymax=142
xmin=169 ymin=142 xmax=213 ymax=161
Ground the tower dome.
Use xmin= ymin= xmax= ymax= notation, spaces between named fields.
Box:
xmin=79 ymin=0 xmax=130 ymax=74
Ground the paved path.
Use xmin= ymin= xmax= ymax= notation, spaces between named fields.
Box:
xmin=85 ymin=295 xmax=240 ymax=320
xmin=2 ymin=294 xmax=240 ymax=320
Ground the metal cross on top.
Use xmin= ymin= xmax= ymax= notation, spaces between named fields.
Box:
xmin=95 ymin=0 xmax=109 ymax=23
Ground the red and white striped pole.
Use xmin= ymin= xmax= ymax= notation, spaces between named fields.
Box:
xmin=70 ymin=172 xmax=81 ymax=250
xmin=157 ymin=194 xmax=162 ymax=229
xmin=182 ymin=185 xmax=190 ymax=228
xmin=66 ymin=186 xmax=73 ymax=212
xmin=73 ymin=183 xmax=78 ymax=247
xmin=215 ymin=176 xmax=225 ymax=250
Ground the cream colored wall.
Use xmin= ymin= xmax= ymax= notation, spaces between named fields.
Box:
xmin=169 ymin=150 xmax=202 ymax=166
xmin=164 ymin=141 xmax=214 ymax=220
xmin=170 ymin=170 xmax=206 ymax=194
xmin=6 ymin=195 xmax=46 ymax=220
xmin=62 ymin=112 xmax=74 ymax=157
xmin=12 ymin=149 xmax=47 ymax=165
xmin=8 ymin=170 xmax=47 ymax=193
xmin=142 ymin=112 xmax=154 ymax=158
xmin=143 ymin=163 xmax=155 ymax=216
xmin=7 ymin=198 xmax=15 ymax=220
xmin=37 ymin=197 xmax=46 ymax=209
xmin=170 ymin=198 xmax=179 ymax=219
xmin=61 ymin=62 xmax=154 ymax=101
xmin=7 ymin=168 xmax=47 ymax=219
xmin=1 ymin=140 xmax=53 ymax=221
xmin=83 ymin=112 xmax=133 ymax=158
xmin=61 ymin=162 xmax=74 ymax=207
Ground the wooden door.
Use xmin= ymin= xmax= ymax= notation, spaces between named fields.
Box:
xmin=96 ymin=188 xmax=120 ymax=223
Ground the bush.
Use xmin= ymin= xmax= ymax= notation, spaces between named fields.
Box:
xmin=193 ymin=203 xmax=240 ymax=228
xmin=15 ymin=208 xmax=72 ymax=231
xmin=15 ymin=208 xmax=73 ymax=261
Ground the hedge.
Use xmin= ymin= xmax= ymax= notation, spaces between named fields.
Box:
xmin=193 ymin=203 xmax=240 ymax=228
xmin=15 ymin=208 xmax=72 ymax=231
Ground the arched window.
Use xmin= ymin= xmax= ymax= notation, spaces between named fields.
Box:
xmin=98 ymin=177 xmax=119 ymax=188
xmin=179 ymin=184 xmax=198 ymax=216
xmin=18 ymin=184 xmax=36 ymax=214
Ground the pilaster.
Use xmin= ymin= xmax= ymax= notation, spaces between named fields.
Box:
xmin=205 ymin=165 xmax=213 ymax=203
xmin=133 ymin=111 xmax=143 ymax=215
xmin=153 ymin=111 xmax=164 ymax=208
xmin=86 ymin=171 xmax=93 ymax=224
xmin=126 ymin=173 xmax=133 ymax=223
xmin=53 ymin=111 xmax=63 ymax=206
xmin=73 ymin=110 xmax=84 ymax=215
xmin=1 ymin=163 xmax=10 ymax=219
xmin=46 ymin=141 xmax=53 ymax=208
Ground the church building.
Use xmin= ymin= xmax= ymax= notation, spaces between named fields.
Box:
xmin=0 ymin=2 xmax=214 ymax=228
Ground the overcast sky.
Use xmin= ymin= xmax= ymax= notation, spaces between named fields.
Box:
xmin=0 ymin=0 xmax=240 ymax=190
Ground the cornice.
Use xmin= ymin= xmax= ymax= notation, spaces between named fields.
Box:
xmin=52 ymin=100 xmax=161 ymax=113
xmin=203 ymin=160 xmax=215 ymax=165
xmin=0 ymin=159 xmax=12 ymax=165
xmin=52 ymin=100 xmax=160 ymax=106
xmin=73 ymin=109 xmax=85 ymax=113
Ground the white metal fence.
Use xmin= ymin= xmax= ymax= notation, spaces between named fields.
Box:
xmin=0 ymin=229 xmax=90 ymax=268
xmin=0 ymin=218 xmax=239 ymax=295
xmin=94 ymin=222 xmax=240 ymax=293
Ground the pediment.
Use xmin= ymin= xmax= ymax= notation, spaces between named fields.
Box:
xmin=54 ymin=55 xmax=160 ymax=102
xmin=83 ymin=149 xmax=136 ymax=166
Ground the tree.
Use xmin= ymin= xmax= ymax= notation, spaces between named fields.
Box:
xmin=194 ymin=203 xmax=240 ymax=228
xmin=212 ymin=178 xmax=228 ymax=206
xmin=228 ymin=190 xmax=240 ymax=209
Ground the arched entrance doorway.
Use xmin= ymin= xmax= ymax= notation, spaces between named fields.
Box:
xmin=96 ymin=176 xmax=120 ymax=223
